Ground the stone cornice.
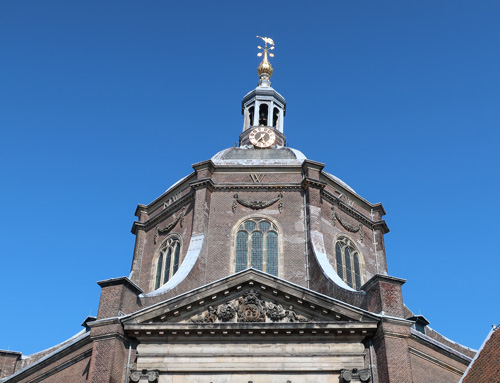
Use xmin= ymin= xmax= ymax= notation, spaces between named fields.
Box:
xmin=87 ymin=316 xmax=122 ymax=328
xmin=97 ymin=277 xmax=143 ymax=295
xmin=137 ymin=172 xmax=196 ymax=214
xmin=215 ymin=183 xmax=302 ymax=191
xmin=189 ymin=177 xmax=215 ymax=191
xmin=212 ymin=164 xmax=303 ymax=171
xmin=191 ymin=160 xmax=215 ymax=174
xmin=241 ymin=88 xmax=287 ymax=112
xmin=126 ymin=322 xmax=377 ymax=340
xmin=301 ymin=177 xmax=327 ymax=190
xmin=320 ymin=172 xmax=386 ymax=216
xmin=134 ymin=204 xmax=148 ymax=218
xmin=361 ymin=274 xmax=406 ymax=292
xmin=132 ymin=192 xmax=194 ymax=234
xmin=301 ymin=159 xmax=325 ymax=172
xmin=322 ymin=190 xmax=389 ymax=233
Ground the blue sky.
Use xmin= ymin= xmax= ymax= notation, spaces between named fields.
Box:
xmin=1 ymin=1 xmax=499 ymax=354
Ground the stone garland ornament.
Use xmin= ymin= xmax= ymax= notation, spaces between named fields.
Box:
xmin=335 ymin=211 xmax=360 ymax=233
xmin=232 ymin=193 xmax=283 ymax=213
xmin=189 ymin=289 xmax=310 ymax=324
xmin=332 ymin=206 xmax=364 ymax=243
xmin=154 ymin=207 xmax=185 ymax=244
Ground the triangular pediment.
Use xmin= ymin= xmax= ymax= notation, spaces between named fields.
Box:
xmin=123 ymin=269 xmax=379 ymax=331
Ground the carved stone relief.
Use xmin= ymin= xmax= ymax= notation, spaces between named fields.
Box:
xmin=129 ymin=369 xmax=159 ymax=382
xmin=154 ymin=207 xmax=185 ymax=244
xmin=333 ymin=206 xmax=366 ymax=243
xmin=237 ymin=289 xmax=266 ymax=322
xmin=163 ymin=191 xmax=181 ymax=208
xmin=249 ymin=173 xmax=266 ymax=183
xmin=344 ymin=195 xmax=355 ymax=207
xmin=232 ymin=193 xmax=283 ymax=213
xmin=340 ymin=368 xmax=371 ymax=382
xmin=335 ymin=211 xmax=361 ymax=233
xmin=189 ymin=289 xmax=310 ymax=324
xmin=218 ymin=301 xmax=237 ymax=322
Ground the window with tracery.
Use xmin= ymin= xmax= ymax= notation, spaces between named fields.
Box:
xmin=335 ymin=237 xmax=363 ymax=290
xmin=235 ymin=218 xmax=279 ymax=276
xmin=154 ymin=236 xmax=181 ymax=289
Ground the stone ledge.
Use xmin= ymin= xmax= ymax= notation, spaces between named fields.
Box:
xmin=97 ymin=276 xmax=144 ymax=294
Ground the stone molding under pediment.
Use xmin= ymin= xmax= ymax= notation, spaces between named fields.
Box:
xmin=125 ymin=321 xmax=377 ymax=341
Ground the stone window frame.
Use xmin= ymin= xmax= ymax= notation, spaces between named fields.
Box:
xmin=150 ymin=234 xmax=183 ymax=291
xmin=230 ymin=214 xmax=284 ymax=278
xmin=334 ymin=235 xmax=365 ymax=290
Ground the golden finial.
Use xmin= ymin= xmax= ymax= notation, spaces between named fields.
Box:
xmin=256 ymin=36 xmax=275 ymax=86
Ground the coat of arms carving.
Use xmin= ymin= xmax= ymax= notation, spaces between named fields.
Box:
xmin=189 ymin=289 xmax=310 ymax=324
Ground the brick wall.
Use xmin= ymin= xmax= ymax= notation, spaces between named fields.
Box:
xmin=97 ymin=277 xmax=142 ymax=319
xmin=4 ymin=335 xmax=92 ymax=383
xmin=0 ymin=351 xmax=21 ymax=379
xmin=461 ymin=326 xmax=500 ymax=383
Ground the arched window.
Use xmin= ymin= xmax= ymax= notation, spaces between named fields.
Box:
xmin=258 ymin=104 xmax=269 ymax=126
xmin=335 ymin=237 xmax=363 ymax=290
xmin=235 ymin=218 xmax=279 ymax=276
xmin=272 ymin=107 xmax=279 ymax=128
xmin=154 ymin=236 xmax=181 ymax=289
xmin=248 ymin=106 xmax=255 ymax=127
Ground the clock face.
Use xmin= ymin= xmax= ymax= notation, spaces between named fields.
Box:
xmin=249 ymin=127 xmax=276 ymax=148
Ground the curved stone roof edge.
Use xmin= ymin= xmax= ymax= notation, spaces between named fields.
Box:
xmin=310 ymin=230 xmax=360 ymax=293
xmin=322 ymin=171 xmax=356 ymax=194
xmin=211 ymin=146 xmax=307 ymax=166
xmin=140 ymin=234 xmax=204 ymax=298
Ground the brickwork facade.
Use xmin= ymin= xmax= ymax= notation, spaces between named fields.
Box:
xmin=3 ymin=335 xmax=92 ymax=383
xmin=461 ymin=326 xmax=500 ymax=383
xmin=3 ymin=68 xmax=477 ymax=383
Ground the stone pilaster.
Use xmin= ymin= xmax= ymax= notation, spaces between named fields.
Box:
xmin=190 ymin=161 xmax=215 ymax=236
xmin=88 ymin=318 xmax=131 ymax=383
xmin=301 ymin=160 xmax=326 ymax=233
xmin=372 ymin=318 xmax=413 ymax=383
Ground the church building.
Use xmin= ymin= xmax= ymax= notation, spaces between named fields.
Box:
xmin=1 ymin=38 xmax=476 ymax=383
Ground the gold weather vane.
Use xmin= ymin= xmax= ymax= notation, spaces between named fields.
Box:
xmin=256 ymin=36 xmax=275 ymax=82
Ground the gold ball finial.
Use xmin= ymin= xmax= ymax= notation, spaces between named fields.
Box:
xmin=257 ymin=36 xmax=275 ymax=86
